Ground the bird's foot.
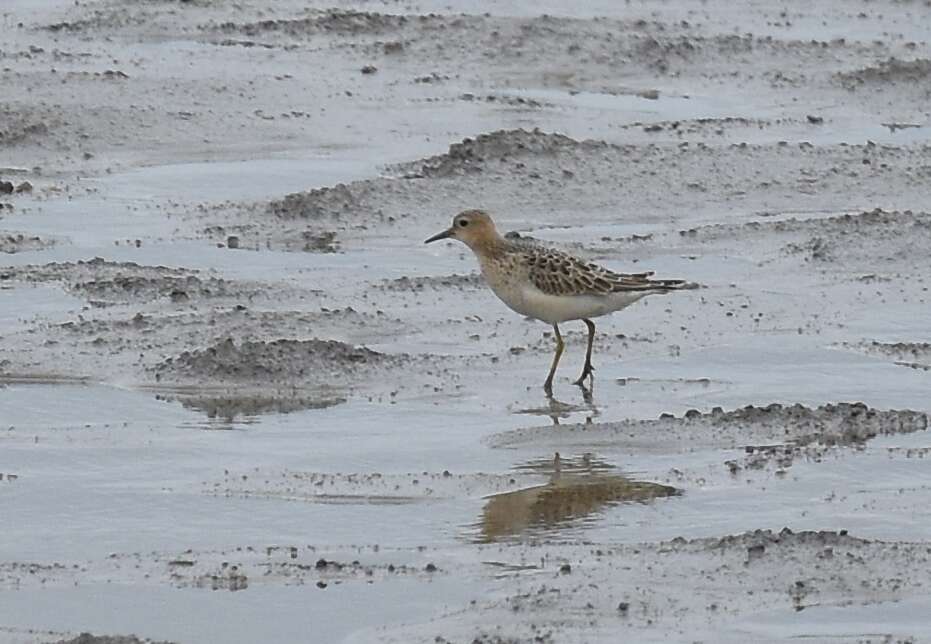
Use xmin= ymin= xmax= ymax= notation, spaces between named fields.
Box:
xmin=573 ymin=363 xmax=595 ymax=387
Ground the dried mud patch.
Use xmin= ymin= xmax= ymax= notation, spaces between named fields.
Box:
xmin=490 ymin=402 xmax=929 ymax=451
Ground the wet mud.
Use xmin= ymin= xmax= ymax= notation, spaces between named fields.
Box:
xmin=2 ymin=0 xmax=931 ymax=642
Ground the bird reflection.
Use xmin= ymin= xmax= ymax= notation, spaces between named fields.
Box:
xmin=478 ymin=454 xmax=679 ymax=542
xmin=513 ymin=389 xmax=598 ymax=426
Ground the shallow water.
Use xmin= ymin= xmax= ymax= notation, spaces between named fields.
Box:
xmin=3 ymin=0 xmax=931 ymax=641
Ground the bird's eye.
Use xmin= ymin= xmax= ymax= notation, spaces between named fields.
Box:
xmin=458 ymin=219 xmax=469 ymax=228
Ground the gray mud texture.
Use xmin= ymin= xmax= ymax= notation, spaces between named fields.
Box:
xmin=2 ymin=0 xmax=931 ymax=643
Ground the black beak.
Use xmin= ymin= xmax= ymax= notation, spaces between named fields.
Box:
xmin=424 ymin=228 xmax=453 ymax=244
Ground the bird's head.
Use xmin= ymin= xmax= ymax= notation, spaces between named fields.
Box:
xmin=424 ymin=209 xmax=500 ymax=251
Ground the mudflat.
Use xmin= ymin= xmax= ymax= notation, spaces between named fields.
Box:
xmin=1 ymin=1 xmax=930 ymax=642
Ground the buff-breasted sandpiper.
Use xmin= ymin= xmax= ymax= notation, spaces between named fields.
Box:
xmin=425 ymin=209 xmax=694 ymax=394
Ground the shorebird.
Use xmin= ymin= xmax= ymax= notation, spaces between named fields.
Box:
xmin=425 ymin=209 xmax=694 ymax=394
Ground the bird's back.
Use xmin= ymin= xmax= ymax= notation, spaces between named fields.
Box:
xmin=477 ymin=238 xmax=692 ymax=324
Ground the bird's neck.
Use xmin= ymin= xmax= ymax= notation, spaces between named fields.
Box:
xmin=467 ymin=233 xmax=508 ymax=261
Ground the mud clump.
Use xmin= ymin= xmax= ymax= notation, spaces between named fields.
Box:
xmin=703 ymin=402 xmax=928 ymax=446
xmin=837 ymin=57 xmax=931 ymax=89
xmin=0 ymin=233 xmax=53 ymax=254
xmin=783 ymin=236 xmax=834 ymax=262
xmin=51 ymin=635 xmax=177 ymax=644
xmin=300 ymin=230 xmax=338 ymax=252
xmin=843 ymin=341 xmax=931 ymax=370
xmin=693 ymin=527 xmax=870 ymax=552
xmin=268 ymin=183 xmax=358 ymax=221
xmin=154 ymin=337 xmax=398 ymax=384
xmin=857 ymin=341 xmax=931 ymax=359
xmin=0 ymin=105 xmax=52 ymax=147
xmin=398 ymin=128 xmax=603 ymax=178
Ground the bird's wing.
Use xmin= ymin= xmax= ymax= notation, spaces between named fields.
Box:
xmin=524 ymin=246 xmax=687 ymax=296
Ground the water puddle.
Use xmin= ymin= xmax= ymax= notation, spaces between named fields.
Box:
xmin=739 ymin=595 xmax=931 ymax=640
xmin=0 ymin=577 xmax=476 ymax=644
xmin=477 ymin=468 xmax=680 ymax=543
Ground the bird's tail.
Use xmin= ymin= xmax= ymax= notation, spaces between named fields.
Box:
xmin=613 ymin=271 xmax=701 ymax=292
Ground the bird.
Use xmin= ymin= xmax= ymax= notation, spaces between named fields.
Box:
xmin=425 ymin=209 xmax=694 ymax=394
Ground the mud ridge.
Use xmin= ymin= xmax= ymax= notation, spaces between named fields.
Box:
xmin=0 ymin=258 xmax=281 ymax=304
xmin=837 ymin=57 xmax=931 ymax=89
xmin=679 ymin=208 xmax=931 ymax=270
xmin=153 ymin=337 xmax=406 ymax=385
xmin=841 ymin=340 xmax=931 ymax=370
xmin=211 ymin=10 xmax=438 ymax=38
xmin=489 ymin=402 xmax=929 ymax=450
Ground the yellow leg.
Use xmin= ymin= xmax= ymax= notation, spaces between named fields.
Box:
xmin=573 ymin=319 xmax=596 ymax=386
xmin=543 ymin=323 xmax=564 ymax=394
